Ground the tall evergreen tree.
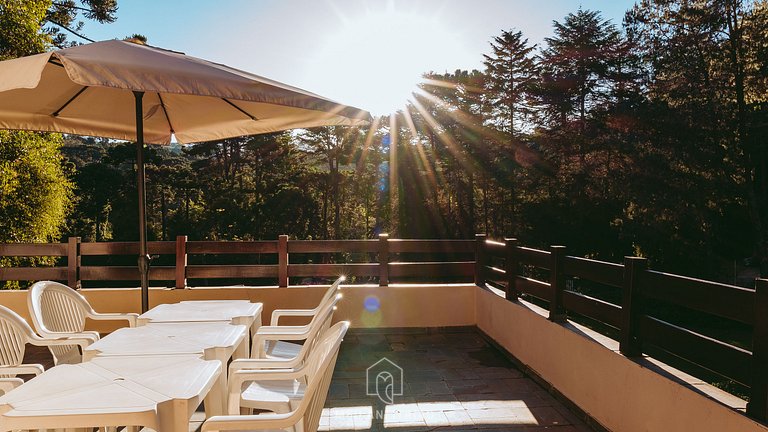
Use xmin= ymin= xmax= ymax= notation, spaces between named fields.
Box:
xmin=537 ymin=9 xmax=625 ymax=129
xmin=482 ymin=30 xmax=537 ymax=136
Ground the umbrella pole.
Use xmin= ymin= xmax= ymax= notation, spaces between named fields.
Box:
xmin=134 ymin=91 xmax=151 ymax=313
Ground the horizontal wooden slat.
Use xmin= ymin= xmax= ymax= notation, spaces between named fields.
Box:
xmin=388 ymin=240 xmax=473 ymax=253
xmin=80 ymin=266 xmax=174 ymax=281
xmin=562 ymin=290 xmax=622 ymax=328
xmin=388 ymin=262 xmax=474 ymax=278
xmin=0 ymin=243 xmax=68 ymax=257
xmin=486 ymin=266 xmax=505 ymax=278
xmin=288 ymin=240 xmax=377 ymax=253
xmin=186 ymin=265 xmax=277 ymax=279
xmin=485 ymin=266 xmax=506 ymax=287
xmin=563 ymin=256 xmax=623 ymax=288
xmin=288 ymin=263 xmax=378 ymax=277
xmin=186 ymin=241 xmax=277 ymax=254
xmin=639 ymin=315 xmax=752 ymax=386
xmin=0 ymin=267 xmax=67 ymax=280
xmin=642 ymin=271 xmax=754 ymax=325
xmin=517 ymin=276 xmax=551 ymax=301
xmin=485 ymin=240 xmax=506 ymax=258
xmin=80 ymin=242 xmax=175 ymax=255
xmin=517 ymin=247 xmax=550 ymax=269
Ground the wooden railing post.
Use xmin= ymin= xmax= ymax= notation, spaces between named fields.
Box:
xmin=504 ymin=238 xmax=519 ymax=301
xmin=67 ymin=237 xmax=81 ymax=289
xmin=175 ymin=235 xmax=187 ymax=289
xmin=278 ymin=235 xmax=288 ymax=287
xmin=620 ymin=256 xmax=647 ymax=357
xmin=474 ymin=234 xmax=486 ymax=287
xmin=748 ymin=278 xmax=768 ymax=421
xmin=378 ymin=233 xmax=389 ymax=287
xmin=549 ymin=245 xmax=567 ymax=322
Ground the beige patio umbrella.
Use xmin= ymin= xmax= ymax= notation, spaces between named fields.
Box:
xmin=0 ymin=39 xmax=371 ymax=312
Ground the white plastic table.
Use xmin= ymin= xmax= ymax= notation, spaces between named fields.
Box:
xmin=0 ymin=355 xmax=220 ymax=432
xmin=83 ymin=321 xmax=248 ymax=416
xmin=137 ymin=300 xmax=263 ymax=338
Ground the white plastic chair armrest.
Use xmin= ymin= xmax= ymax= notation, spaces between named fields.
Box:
xmin=87 ymin=312 xmax=139 ymax=327
xmin=0 ymin=378 xmax=23 ymax=395
xmin=202 ymin=412 xmax=296 ymax=432
xmin=0 ymin=378 xmax=23 ymax=388
xmin=229 ymin=357 xmax=301 ymax=374
xmin=231 ymin=368 xmax=303 ymax=382
xmin=30 ymin=331 xmax=99 ymax=347
xmin=256 ymin=325 xmax=310 ymax=336
xmin=0 ymin=364 xmax=44 ymax=377
xmin=270 ymin=308 xmax=318 ymax=326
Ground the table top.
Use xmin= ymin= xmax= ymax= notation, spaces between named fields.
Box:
xmin=0 ymin=355 xmax=220 ymax=430
xmin=138 ymin=300 xmax=262 ymax=324
xmin=83 ymin=322 xmax=247 ymax=361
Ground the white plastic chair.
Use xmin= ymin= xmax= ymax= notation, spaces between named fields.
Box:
xmin=250 ymin=292 xmax=342 ymax=361
xmin=205 ymin=321 xmax=349 ymax=432
xmin=27 ymin=280 xmax=138 ymax=365
xmin=250 ymin=276 xmax=344 ymax=361
xmin=0 ymin=305 xmax=92 ymax=388
xmin=229 ymin=292 xmax=340 ymax=383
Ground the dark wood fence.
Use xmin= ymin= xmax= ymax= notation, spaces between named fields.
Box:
xmin=474 ymin=234 xmax=768 ymax=422
xmin=2 ymin=233 xmax=768 ymax=421
xmin=0 ymin=235 xmax=475 ymax=288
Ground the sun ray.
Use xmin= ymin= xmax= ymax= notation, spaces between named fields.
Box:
xmin=388 ymin=115 xmax=399 ymax=228
xmin=401 ymin=107 xmax=441 ymax=194
xmin=407 ymin=96 xmax=475 ymax=174
xmin=355 ymin=116 xmax=382 ymax=177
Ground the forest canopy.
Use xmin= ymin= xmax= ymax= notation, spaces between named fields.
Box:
xmin=2 ymin=0 xmax=767 ymax=285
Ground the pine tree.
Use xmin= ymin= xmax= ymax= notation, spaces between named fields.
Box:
xmin=537 ymin=9 xmax=625 ymax=129
xmin=482 ymin=30 xmax=537 ymax=136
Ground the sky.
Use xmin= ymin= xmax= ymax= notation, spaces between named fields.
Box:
xmin=81 ymin=0 xmax=638 ymax=116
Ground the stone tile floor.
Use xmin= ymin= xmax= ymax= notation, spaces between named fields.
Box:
xmin=321 ymin=328 xmax=594 ymax=431
xmin=22 ymin=327 xmax=594 ymax=432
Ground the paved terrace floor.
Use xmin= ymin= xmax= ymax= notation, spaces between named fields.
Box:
xmin=22 ymin=328 xmax=594 ymax=432
xmin=322 ymin=327 xmax=593 ymax=431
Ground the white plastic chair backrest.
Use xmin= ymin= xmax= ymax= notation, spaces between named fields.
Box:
xmin=318 ymin=277 xmax=344 ymax=309
xmin=28 ymin=281 xmax=92 ymax=336
xmin=300 ymin=321 xmax=349 ymax=432
xmin=0 ymin=306 xmax=38 ymax=372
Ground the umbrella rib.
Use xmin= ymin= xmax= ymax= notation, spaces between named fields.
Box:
xmin=52 ymin=86 xmax=89 ymax=117
xmin=47 ymin=59 xmax=64 ymax=68
xmin=157 ymin=93 xmax=176 ymax=134
xmin=222 ymin=98 xmax=259 ymax=121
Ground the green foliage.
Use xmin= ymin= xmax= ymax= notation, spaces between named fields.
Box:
xmin=483 ymin=29 xmax=538 ymax=135
xmin=44 ymin=0 xmax=117 ymax=46
xmin=0 ymin=131 xmax=73 ymax=289
xmin=0 ymin=131 xmax=73 ymax=243
xmin=43 ymin=1 xmax=768 ymax=286
xmin=0 ymin=0 xmax=52 ymax=59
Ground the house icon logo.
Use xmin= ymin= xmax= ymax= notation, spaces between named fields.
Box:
xmin=366 ymin=357 xmax=403 ymax=404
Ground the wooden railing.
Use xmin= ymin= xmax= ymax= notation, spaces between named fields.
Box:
xmin=2 ymin=233 xmax=768 ymax=421
xmin=474 ymin=234 xmax=768 ymax=422
xmin=0 ymin=235 xmax=475 ymax=288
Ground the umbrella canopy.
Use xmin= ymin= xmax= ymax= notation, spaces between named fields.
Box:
xmin=0 ymin=40 xmax=370 ymax=143
xmin=0 ymin=40 xmax=371 ymax=312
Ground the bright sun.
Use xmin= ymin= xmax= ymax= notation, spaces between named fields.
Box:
xmin=307 ymin=3 xmax=462 ymax=116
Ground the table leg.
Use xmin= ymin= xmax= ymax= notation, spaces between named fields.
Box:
xmin=201 ymin=357 xmax=226 ymax=417
xmin=157 ymin=399 xmax=189 ymax=432
xmin=234 ymin=338 xmax=248 ymax=360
